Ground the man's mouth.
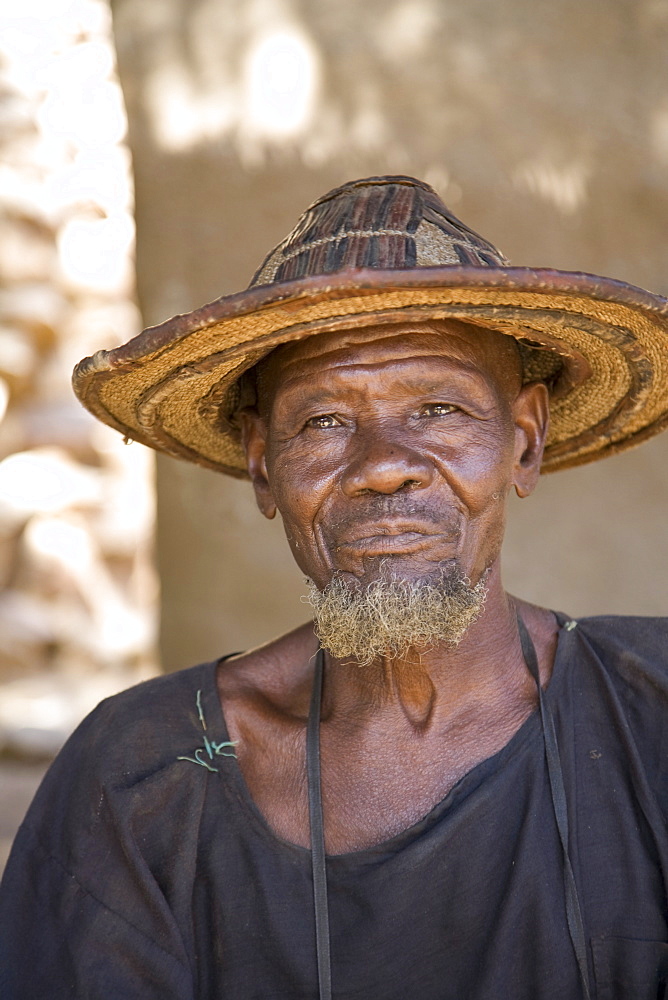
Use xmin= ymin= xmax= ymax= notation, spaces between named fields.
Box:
xmin=333 ymin=521 xmax=458 ymax=557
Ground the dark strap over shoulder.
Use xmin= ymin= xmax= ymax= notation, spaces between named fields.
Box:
xmin=307 ymin=648 xmax=332 ymax=1000
xmin=517 ymin=616 xmax=591 ymax=1000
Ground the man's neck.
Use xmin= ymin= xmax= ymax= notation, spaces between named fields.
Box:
xmin=321 ymin=566 xmax=542 ymax=733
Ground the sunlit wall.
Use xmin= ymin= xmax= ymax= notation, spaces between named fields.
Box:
xmin=111 ymin=0 xmax=668 ymax=671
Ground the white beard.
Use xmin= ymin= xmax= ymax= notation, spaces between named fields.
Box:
xmin=305 ymin=563 xmax=488 ymax=665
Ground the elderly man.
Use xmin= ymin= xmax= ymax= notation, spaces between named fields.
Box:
xmin=2 ymin=176 xmax=668 ymax=999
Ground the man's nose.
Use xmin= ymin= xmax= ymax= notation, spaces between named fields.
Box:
xmin=340 ymin=434 xmax=435 ymax=496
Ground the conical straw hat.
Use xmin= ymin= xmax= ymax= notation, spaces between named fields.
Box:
xmin=73 ymin=175 xmax=668 ymax=477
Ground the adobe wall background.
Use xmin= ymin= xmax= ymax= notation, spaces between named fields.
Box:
xmin=111 ymin=0 xmax=668 ymax=671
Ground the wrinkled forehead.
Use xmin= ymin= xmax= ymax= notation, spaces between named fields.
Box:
xmin=254 ymin=320 xmax=523 ymax=411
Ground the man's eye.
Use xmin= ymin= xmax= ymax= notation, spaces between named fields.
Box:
xmin=306 ymin=414 xmax=339 ymax=429
xmin=422 ymin=403 xmax=457 ymax=417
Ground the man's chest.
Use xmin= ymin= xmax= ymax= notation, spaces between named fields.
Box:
xmin=233 ymin=699 xmax=537 ymax=853
xmin=190 ymin=713 xmax=668 ymax=1000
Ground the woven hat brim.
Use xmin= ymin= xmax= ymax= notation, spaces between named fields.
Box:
xmin=72 ymin=266 xmax=668 ymax=478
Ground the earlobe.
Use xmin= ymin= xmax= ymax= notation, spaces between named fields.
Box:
xmin=238 ymin=408 xmax=277 ymax=520
xmin=512 ymin=382 xmax=550 ymax=499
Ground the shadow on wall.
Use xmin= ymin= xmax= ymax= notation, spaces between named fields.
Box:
xmin=112 ymin=0 xmax=668 ymax=289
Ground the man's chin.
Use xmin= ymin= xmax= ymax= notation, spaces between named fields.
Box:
xmin=329 ymin=545 xmax=463 ymax=584
xmin=330 ymin=554 xmax=464 ymax=590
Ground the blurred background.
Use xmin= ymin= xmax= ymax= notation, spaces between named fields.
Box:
xmin=1 ymin=0 xmax=667 ymax=867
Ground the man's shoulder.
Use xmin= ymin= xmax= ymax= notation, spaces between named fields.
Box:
xmin=575 ymin=612 xmax=668 ymax=653
xmin=13 ymin=660 xmax=226 ymax=875
xmin=52 ymin=621 xmax=316 ymax=781
xmin=571 ymin=615 xmax=668 ymax=814
xmin=218 ymin=621 xmax=319 ymax=719
xmin=34 ymin=660 xmax=219 ymax=802
xmin=47 ymin=622 xmax=317 ymax=788
xmin=572 ymin=612 xmax=668 ymax=694
xmin=87 ymin=659 xmax=217 ymax=742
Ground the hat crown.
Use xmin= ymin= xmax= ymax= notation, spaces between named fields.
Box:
xmin=249 ymin=175 xmax=508 ymax=288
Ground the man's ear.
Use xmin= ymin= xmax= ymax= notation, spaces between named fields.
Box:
xmin=238 ymin=407 xmax=277 ymax=519
xmin=512 ymin=382 xmax=550 ymax=498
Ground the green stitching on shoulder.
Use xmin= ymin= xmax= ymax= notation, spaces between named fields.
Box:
xmin=177 ymin=688 xmax=238 ymax=773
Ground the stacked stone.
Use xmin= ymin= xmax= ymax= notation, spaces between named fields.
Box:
xmin=0 ymin=0 xmax=157 ymax=756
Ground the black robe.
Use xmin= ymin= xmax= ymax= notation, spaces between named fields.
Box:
xmin=2 ymin=614 xmax=668 ymax=999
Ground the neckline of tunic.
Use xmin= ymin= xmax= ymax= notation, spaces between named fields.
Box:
xmin=203 ymin=610 xmax=576 ymax=862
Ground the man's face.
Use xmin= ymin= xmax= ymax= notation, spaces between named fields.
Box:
xmin=242 ymin=321 xmax=548 ymax=592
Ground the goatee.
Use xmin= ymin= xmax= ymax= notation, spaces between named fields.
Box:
xmin=305 ymin=562 xmax=487 ymax=665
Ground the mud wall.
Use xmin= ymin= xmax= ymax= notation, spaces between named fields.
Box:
xmin=111 ymin=0 xmax=668 ymax=669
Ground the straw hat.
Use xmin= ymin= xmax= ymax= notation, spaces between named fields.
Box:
xmin=73 ymin=175 xmax=668 ymax=477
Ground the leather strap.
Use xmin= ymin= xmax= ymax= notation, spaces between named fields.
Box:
xmin=517 ymin=616 xmax=591 ymax=1000
xmin=307 ymin=648 xmax=332 ymax=1000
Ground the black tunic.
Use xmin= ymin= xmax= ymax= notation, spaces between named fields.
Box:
xmin=2 ymin=614 xmax=668 ymax=999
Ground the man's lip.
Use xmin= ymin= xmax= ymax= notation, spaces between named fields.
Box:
xmin=333 ymin=523 xmax=457 ymax=555
xmin=337 ymin=532 xmax=442 ymax=555
xmin=334 ymin=521 xmax=448 ymax=544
